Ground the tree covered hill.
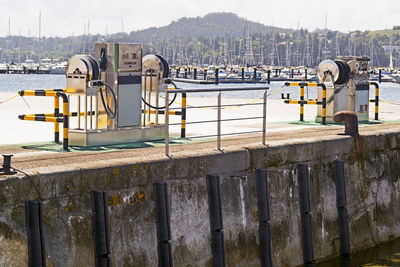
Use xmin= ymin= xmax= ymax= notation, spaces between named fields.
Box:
xmin=0 ymin=12 xmax=399 ymax=67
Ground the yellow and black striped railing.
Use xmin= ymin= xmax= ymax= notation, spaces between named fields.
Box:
xmin=18 ymin=89 xmax=69 ymax=150
xmin=284 ymin=82 xmax=327 ymax=125
xmin=369 ymin=82 xmax=379 ymax=120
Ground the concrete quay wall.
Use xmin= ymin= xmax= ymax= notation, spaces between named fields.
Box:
xmin=1 ymin=130 xmax=400 ymax=266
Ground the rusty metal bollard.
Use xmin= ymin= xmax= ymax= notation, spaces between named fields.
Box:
xmin=333 ymin=111 xmax=359 ymax=138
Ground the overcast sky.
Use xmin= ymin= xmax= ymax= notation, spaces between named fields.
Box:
xmin=0 ymin=0 xmax=398 ymax=37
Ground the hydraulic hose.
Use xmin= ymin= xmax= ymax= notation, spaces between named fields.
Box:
xmin=100 ymin=83 xmax=117 ymax=119
xmin=141 ymin=81 xmax=178 ymax=110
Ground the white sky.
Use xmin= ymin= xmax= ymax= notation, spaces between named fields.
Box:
xmin=0 ymin=0 xmax=399 ymax=37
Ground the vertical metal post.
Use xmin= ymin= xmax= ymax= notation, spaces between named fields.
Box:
xmin=165 ymin=90 xmax=169 ymax=156
xmin=84 ymin=95 xmax=88 ymax=132
xmin=215 ymin=67 xmax=219 ymax=84
xmin=181 ymin=93 xmax=186 ymax=138
xmin=217 ymin=92 xmax=221 ymax=151
xmin=322 ymin=85 xmax=326 ymax=125
xmin=253 ymin=66 xmax=257 ymax=80
xmin=77 ymin=96 xmax=81 ymax=129
xmin=193 ymin=67 xmax=197 ymax=80
xmin=95 ymin=94 xmax=98 ymax=130
xmin=374 ymin=83 xmax=379 ymax=120
xmin=204 ymin=68 xmax=207 ymax=80
xmin=300 ymin=85 xmax=304 ymax=121
xmin=54 ymin=96 xmax=59 ymax=142
xmin=378 ymin=68 xmax=382 ymax=83
xmin=90 ymin=96 xmax=93 ymax=129
xmin=262 ymin=90 xmax=267 ymax=145
xmin=156 ymin=74 xmax=159 ymax=125
xmin=267 ymin=68 xmax=271 ymax=84
xmin=148 ymin=79 xmax=152 ymax=122
xmin=241 ymin=66 xmax=245 ymax=80
xmin=61 ymin=93 xmax=69 ymax=151
xmin=143 ymin=72 xmax=147 ymax=127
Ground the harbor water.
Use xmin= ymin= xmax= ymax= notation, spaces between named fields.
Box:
xmin=1 ymin=74 xmax=400 ymax=101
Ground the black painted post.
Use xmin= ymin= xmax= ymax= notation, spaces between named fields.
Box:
xmin=193 ymin=67 xmax=197 ymax=80
xmin=253 ymin=66 xmax=257 ymax=80
xmin=291 ymin=67 xmax=294 ymax=78
xmin=184 ymin=67 xmax=188 ymax=79
xmin=206 ymin=174 xmax=226 ymax=267
xmin=334 ymin=160 xmax=350 ymax=257
xmin=241 ymin=66 xmax=245 ymax=80
xmin=176 ymin=67 xmax=180 ymax=78
xmin=297 ymin=163 xmax=314 ymax=266
xmin=154 ymin=181 xmax=173 ymax=267
xmin=204 ymin=68 xmax=208 ymax=80
xmin=255 ymin=169 xmax=273 ymax=267
xmin=378 ymin=68 xmax=382 ymax=84
xmin=275 ymin=68 xmax=278 ymax=77
xmin=91 ymin=190 xmax=111 ymax=267
xmin=267 ymin=69 xmax=271 ymax=84
xmin=188 ymin=67 xmax=191 ymax=75
xmin=215 ymin=67 xmax=219 ymax=85
xmin=26 ymin=200 xmax=46 ymax=267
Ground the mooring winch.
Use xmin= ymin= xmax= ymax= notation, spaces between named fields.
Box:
xmin=65 ymin=42 xmax=170 ymax=146
xmin=316 ymin=56 xmax=370 ymax=122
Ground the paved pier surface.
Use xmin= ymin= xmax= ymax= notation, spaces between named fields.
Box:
xmin=1 ymin=121 xmax=399 ymax=173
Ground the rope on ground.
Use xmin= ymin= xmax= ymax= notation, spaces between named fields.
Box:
xmin=379 ymin=100 xmax=400 ymax=105
xmin=0 ymin=93 xmax=19 ymax=104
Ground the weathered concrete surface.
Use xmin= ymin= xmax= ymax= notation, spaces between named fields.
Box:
xmin=0 ymin=124 xmax=400 ymax=266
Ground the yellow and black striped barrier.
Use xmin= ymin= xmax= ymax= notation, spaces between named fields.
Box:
xmin=142 ymin=110 xmax=182 ymax=116
xmin=284 ymin=82 xmax=327 ymax=125
xmin=181 ymin=93 xmax=187 ymax=138
xmin=284 ymin=99 xmax=322 ymax=105
xmin=369 ymin=82 xmax=379 ymax=120
xmin=18 ymin=90 xmax=69 ymax=151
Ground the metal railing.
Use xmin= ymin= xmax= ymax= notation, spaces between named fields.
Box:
xmin=164 ymin=86 xmax=269 ymax=156
xmin=284 ymin=82 xmax=327 ymax=124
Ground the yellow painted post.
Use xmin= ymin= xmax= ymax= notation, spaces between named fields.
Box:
xmin=54 ymin=96 xmax=60 ymax=142
xmin=300 ymin=86 xmax=304 ymax=121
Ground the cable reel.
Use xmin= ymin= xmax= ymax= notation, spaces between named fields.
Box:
xmin=317 ymin=59 xmax=350 ymax=84
xmin=66 ymin=54 xmax=116 ymax=118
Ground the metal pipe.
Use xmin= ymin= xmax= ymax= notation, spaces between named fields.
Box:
xmin=90 ymin=96 xmax=93 ymax=129
xmin=77 ymin=96 xmax=81 ymax=129
xmin=143 ymin=72 xmax=147 ymax=127
xmin=300 ymin=86 xmax=304 ymax=121
xmin=95 ymin=94 xmax=98 ymax=129
xmin=181 ymin=93 xmax=186 ymax=138
xmin=148 ymin=70 xmax=153 ymax=123
xmin=217 ymin=92 xmax=221 ymax=151
xmin=84 ymin=95 xmax=87 ymax=132
xmin=262 ymin=90 xmax=267 ymax=145
xmin=54 ymin=96 xmax=59 ymax=142
xmin=166 ymin=86 xmax=269 ymax=93
xmin=165 ymin=90 xmax=169 ymax=156
xmin=155 ymin=78 xmax=159 ymax=125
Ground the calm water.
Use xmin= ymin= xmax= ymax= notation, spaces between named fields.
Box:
xmin=316 ymin=238 xmax=400 ymax=267
xmin=1 ymin=74 xmax=400 ymax=102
